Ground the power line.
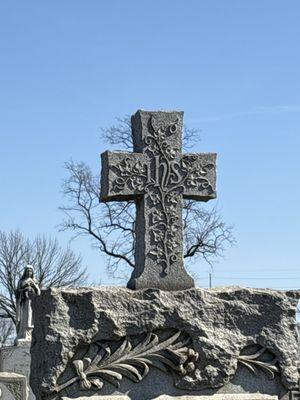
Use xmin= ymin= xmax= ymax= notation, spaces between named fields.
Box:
xmin=199 ymin=276 xmax=300 ymax=280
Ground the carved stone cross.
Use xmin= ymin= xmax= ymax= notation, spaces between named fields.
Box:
xmin=101 ymin=110 xmax=217 ymax=290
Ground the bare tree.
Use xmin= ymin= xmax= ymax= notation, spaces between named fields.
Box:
xmin=183 ymin=201 xmax=234 ymax=264
xmin=60 ymin=117 xmax=235 ymax=279
xmin=0 ymin=230 xmax=87 ymax=328
xmin=101 ymin=115 xmax=201 ymax=151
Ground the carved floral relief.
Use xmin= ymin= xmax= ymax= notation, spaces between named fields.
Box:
xmin=54 ymin=330 xmax=198 ymax=394
xmin=109 ymin=115 xmax=215 ymax=275
xmin=53 ymin=328 xmax=282 ymax=396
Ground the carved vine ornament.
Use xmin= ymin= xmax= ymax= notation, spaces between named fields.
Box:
xmin=111 ymin=116 xmax=215 ymax=275
xmin=53 ymin=330 xmax=280 ymax=394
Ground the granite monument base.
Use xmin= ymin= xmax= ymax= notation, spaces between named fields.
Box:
xmin=62 ymin=395 xmax=279 ymax=400
xmin=30 ymin=287 xmax=299 ymax=400
xmin=0 ymin=344 xmax=34 ymax=399
xmin=0 ymin=371 xmax=28 ymax=400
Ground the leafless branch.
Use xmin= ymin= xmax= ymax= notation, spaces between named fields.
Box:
xmin=59 ymin=161 xmax=135 ymax=276
xmin=60 ymin=160 xmax=235 ymax=280
xmin=0 ymin=230 xmax=87 ymax=326
xmin=0 ymin=318 xmax=14 ymax=347
xmin=100 ymin=115 xmax=201 ymax=151
xmin=101 ymin=115 xmax=133 ymax=150
xmin=60 ymin=116 xmax=234 ymax=280
xmin=183 ymin=201 xmax=235 ymax=267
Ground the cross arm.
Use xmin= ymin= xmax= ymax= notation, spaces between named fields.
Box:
xmin=100 ymin=151 xmax=149 ymax=202
xmin=182 ymin=153 xmax=217 ymax=201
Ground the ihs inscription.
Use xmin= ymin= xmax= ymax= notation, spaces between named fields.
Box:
xmin=101 ymin=110 xmax=216 ymax=290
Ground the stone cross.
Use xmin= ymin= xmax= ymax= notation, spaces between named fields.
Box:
xmin=101 ymin=110 xmax=217 ymax=290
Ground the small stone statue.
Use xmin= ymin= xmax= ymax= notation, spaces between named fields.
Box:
xmin=15 ymin=265 xmax=40 ymax=345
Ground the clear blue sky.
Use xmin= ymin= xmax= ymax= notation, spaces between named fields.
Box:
xmin=0 ymin=1 xmax=300 ymax=289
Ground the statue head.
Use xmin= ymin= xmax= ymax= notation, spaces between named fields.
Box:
xmin=21 ymin=265 xmax=34 ymax=279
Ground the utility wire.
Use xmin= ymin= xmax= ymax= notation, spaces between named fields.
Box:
xmin=198 ymin=276 xmax=300 ymax=280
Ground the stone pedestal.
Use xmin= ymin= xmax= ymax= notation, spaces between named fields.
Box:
xmin=30 ymin=287 xmax=299 ymax=400
xmin=0 ymin=344 xmax=34 ymax=399
xmin=62 ymin=395 xmax=279 ymax=400
xmin=0 ymin=371 xmax=28 ymax=400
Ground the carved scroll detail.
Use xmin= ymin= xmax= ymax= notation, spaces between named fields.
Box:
xmin=54 ymin=330 xmax=198 ymax=394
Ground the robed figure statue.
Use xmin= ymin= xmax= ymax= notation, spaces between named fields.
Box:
xmin=15 ymin=265 xmax=40 ymax=344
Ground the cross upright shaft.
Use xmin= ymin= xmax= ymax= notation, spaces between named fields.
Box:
xmin=101 ymin=110 xmax=217 ymax=291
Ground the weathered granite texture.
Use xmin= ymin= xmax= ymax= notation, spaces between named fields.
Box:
xmin=30 ymin=287 xmax=299 ymax=400
xmin=0 ymin=344 xmax=35 ymax=399
xmin=152 ymin=397 xmax=279 ymax=400
xmin=100 ymin=110 xmax=217 ymax=291
xmin=297 ymin=323 xmax=300 ymax=359
xmin=62 ymin=395 xmax=279 ymax=400
xmin=0 ymin=371 xmax=28 ymax=400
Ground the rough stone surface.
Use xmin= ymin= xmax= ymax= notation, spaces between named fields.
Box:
xmin=30 ymin=287 xmax=299 ymax=400
xmin=62 ymin=397 xmax=131 ymax=400
xmin=0 ymin=345 xmax=34 ymax=399
xmin=62 ymin=395 xmax=279 ymax=400
xmin=151 ymin=396 xmax=279 ymax=400
xmin=0 ymin=371 xmax=28 ymax=400
xmin=297 ymin=323 xmax=300 ymax=359
xmin=100 ymin=110 xmax=217 ymax=291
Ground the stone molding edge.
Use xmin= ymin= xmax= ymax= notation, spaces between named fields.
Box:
xmin=0 ymin=372 xmax=28 ymax=400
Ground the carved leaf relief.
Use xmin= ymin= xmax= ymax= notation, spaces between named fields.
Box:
xmin=54 ymin=330 xmax=198 ymax=394
xmin=238 ymin=346 xmax=280 ymax=380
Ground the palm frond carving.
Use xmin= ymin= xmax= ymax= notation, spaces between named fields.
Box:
xmin=54 ymin=330 xmax=198 ymax=393
xmin=238 ymin=346 xmax=279 ymax=379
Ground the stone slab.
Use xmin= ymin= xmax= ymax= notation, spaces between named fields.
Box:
xmin=62 ymin=395 xmax=279 ymax=400
xmin=0 ymin=371 xmax=28 ymax=400
xmin=62 ymin=397 xmax=131 ymax=400
xmin=153 ymin=396 xmax=279 ymax=399
xmin=30 ymin=286 xmax=299 ymax=399
xmin=0 ymin=344 xmax=34 ymax=399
